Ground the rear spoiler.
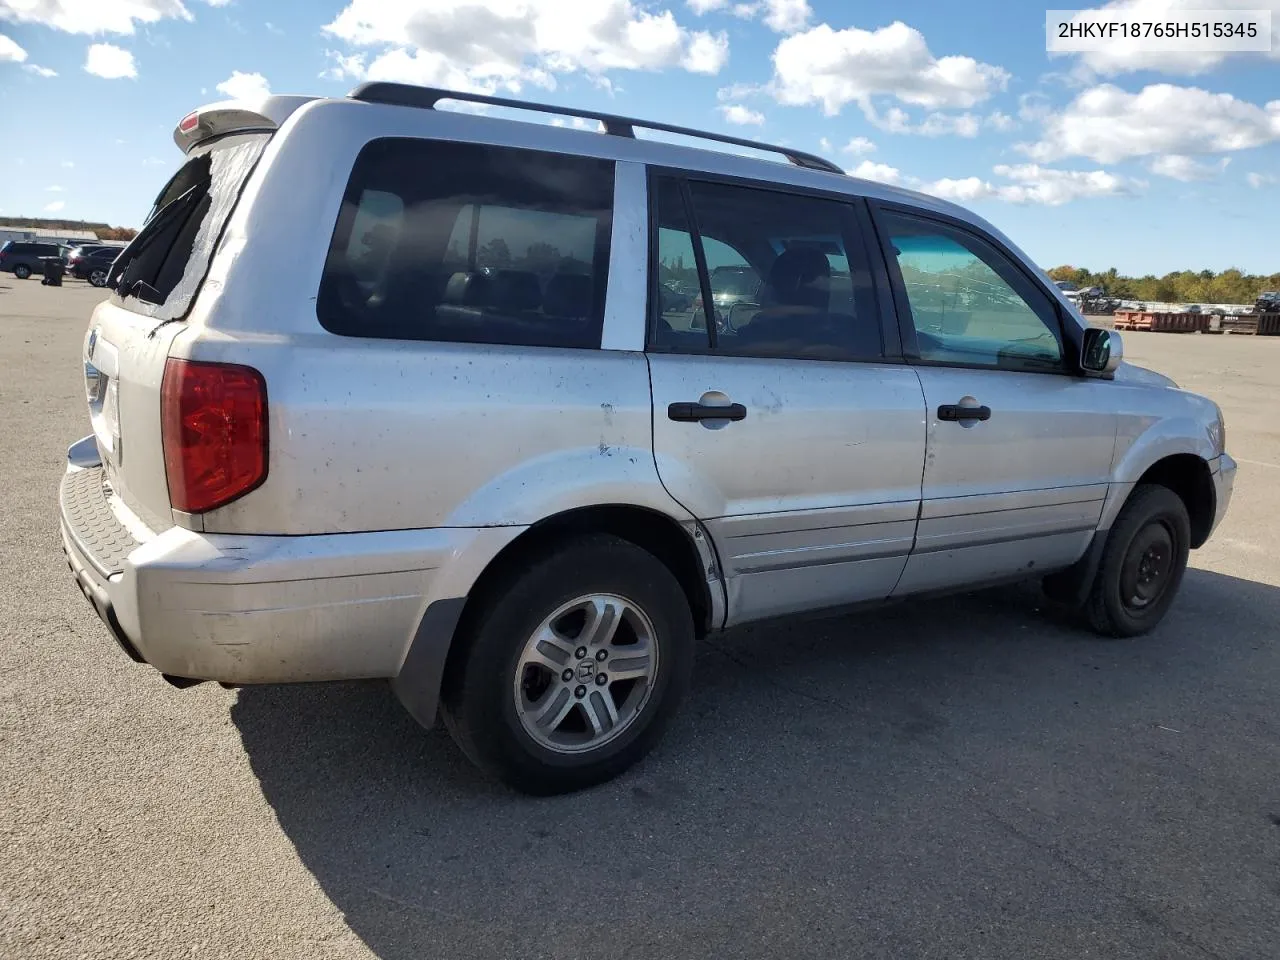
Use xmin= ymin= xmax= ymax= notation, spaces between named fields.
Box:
xmin=173 ymin=95 xmax=317 ymax=153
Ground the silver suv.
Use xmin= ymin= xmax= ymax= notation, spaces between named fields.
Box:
xmin=60 ymin=84 xmax=1236 ymax=794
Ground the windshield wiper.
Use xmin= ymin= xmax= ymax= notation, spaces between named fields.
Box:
xmin=112 ymin=180 xmax=209 ymax=298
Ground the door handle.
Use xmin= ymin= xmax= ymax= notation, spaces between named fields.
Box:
xmin=937 ymin=403 xmax=991 ymax=422
xmin=668 ymin=401 xmax=748 ymax=422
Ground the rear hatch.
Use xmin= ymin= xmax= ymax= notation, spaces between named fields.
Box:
xmin=83 ymin=127 xmax=272 ymax=532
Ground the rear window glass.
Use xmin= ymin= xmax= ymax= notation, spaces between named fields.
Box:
xmin=108 ymin=132 xmax=269 ymax=321
xmin=317 ymin=138 xmax=615 ymax=350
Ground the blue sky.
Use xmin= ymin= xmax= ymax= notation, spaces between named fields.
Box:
xmin=1 ymin=0 xmax=1277 ymax=275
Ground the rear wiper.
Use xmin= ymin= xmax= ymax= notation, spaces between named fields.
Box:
xmin=112 ymin=180 xmax=209 ymax=298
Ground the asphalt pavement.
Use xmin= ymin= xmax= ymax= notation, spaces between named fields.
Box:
xmin=2 ymin=279 xmax=1279 ymax=959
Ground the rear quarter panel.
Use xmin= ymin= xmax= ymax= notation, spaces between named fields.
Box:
xmin=174 ymin=98 xmax=685 ymax=535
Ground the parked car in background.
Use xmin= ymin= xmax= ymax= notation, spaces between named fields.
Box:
xmin=59 ymin=84 xmax=1237 ymax=795
xmin=1256 ymin=292 xmax=1280 ymax=314
xmin=0 ymin=240 xmax=66 ymax=280
xmin=65 ymin=246 xmax=120 ymax=286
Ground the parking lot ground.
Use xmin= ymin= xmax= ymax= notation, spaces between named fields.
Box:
xmin=3 ymin=278 xmax=1279 ymax=960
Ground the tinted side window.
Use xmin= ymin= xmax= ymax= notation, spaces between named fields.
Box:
xmin=878 ymin=210 xmax=1064 ymax=372
xmin=318 ymin=139 xmax=614 ymax=350
xmin=649 ymin=177 xmax=882 ymax=361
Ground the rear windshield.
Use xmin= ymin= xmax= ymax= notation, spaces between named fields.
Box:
xmin=108 ymin=131 xmax=269 ymax=321
xmin=317 ymin=138 xmax=615 ymax=350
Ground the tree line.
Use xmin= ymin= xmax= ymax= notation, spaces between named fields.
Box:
xmin=0 ymin=218 xmax=138 ymax=241
xmin=1047 ymin=265 xmax=1280 ymax=305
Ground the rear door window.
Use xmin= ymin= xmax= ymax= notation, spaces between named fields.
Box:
xmin=649 ymin=176 xmax=883 ymax=361
xmin=108 ymin=131 xmax=270 ymax=321
xmin=317 ymin=138 xmax=615 ymax=350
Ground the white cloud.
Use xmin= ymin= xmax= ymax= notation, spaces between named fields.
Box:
xmin=0 ymin=31 xmax=25 ymax=61
xmin=923 ymin=176 xmax=994 ymax=202
xmin=44 ymin=200 xmax=66 ymax=212
xmin=1247 ymin=172 xmax=1277 ymax=188
xmin=985 ymin=111 xmax=1015 ymax=131
xmin=24 ymin=63 xmax=58 ymax=76
xmin=923 ymin=163 xmax=1142 ymax=206
xmin=321 ymin=49 xmax=366 ymax=81
xmin=1148 ymin=154 xmax=1230 ymax=181
xmin=47 ymin=184 xmax=64 ymax=192
xmin=841 ymin=136 xmax=876 ymax=154
xmin=863 ymin=104 xmax=980 ymax=137
xmin=1021 ymin=83 xmax=1280 ymax=163
xmin=142 ymin=156 xmax=167 ymax=165
xmin=916 ymin=112 xmax=980 ymax=137
xmin=720 ymin=103 xmax=764 ymax=125
xmin=61 ymin=160 xmax=74 ymax=168
xmin=716 ymin=81 xmax=761 ymax=102
xmin=1058 ymin=1 xmax=1280 ymax=77
xmin=322 ymin=0 xmax=731 ymax=95
xmin=847 ymin=160 xmax=902 ymax=185
xmin=1018 ymin=91 xmax=1053 ymax=122
xmin=550 ymin=116 xmax=600 ymax=130
xmin=215 ymin=70 xmax=270 ymax=100
xmin=84 ymin=43 xmax=136 ymax=79
xmin=683 ymin=29 xmax=728 ymax=73
xmin=0 ymin=0 xmax=192 ymax=35
xmin=265 ymin=20 xmax=283 ymax=34
xmin=689 ymin=0 xmax=809 ymax=32
xmin=761 ymin=0 xmax=810 ymax=33
xmin=771 ymin=21 xmax=1009 ymax=116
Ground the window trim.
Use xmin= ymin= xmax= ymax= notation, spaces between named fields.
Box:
xmin=866 ymin=199 xmax=1083 ymax=376
xmin=643 ymin=165 xmax=901 ymax=365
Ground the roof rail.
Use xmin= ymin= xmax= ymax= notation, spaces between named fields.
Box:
xmin=346 ymin=82 xmax=845 ymax=176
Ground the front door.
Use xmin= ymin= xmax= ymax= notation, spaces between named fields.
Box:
xmin=646 ymin=174 xmax=927 ymax=625
xmin=870 ymin=205 xmax=1118 ymax=595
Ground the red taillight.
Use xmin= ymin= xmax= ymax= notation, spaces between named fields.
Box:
xmin=161 ymin=358 xmax=268 ymax=513
xmin=179 ymin=111 xmax=199 ymax=133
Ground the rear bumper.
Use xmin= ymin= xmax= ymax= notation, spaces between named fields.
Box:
xmin=59 ymin=455 xmax=517 ymax=686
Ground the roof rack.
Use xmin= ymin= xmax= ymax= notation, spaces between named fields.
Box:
xmin=346 ymin=82 xmax=844 ymax=176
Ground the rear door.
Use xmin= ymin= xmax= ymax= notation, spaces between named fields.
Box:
xmin=82 ymin=131 xmax=272 ymax=531
xmin=868 ymin=203 xmax=1118 ymax=595
xmin=646 ymin=173 xmax=927 ymax=625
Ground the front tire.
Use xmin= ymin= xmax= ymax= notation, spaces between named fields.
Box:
xmin=1085 ymin=484 xmax=1190 ymax=637
xmin=440 ymin=535 xmax=695 ymax=795
xmin=13 ymin=264 xmax=31 ymax=280
xmin=89 ymin=268 xmax=108 ymax=288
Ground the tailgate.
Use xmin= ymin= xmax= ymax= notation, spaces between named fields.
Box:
xmin=83 ymin=302 xmax=186 ymax=532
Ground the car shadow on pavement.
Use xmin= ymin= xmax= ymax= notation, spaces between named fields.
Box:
xmin=232 ymin=569 xmax=1280 ymax=960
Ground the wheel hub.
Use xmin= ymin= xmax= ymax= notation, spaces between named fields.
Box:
xmin=513 ymin=593 xmax=657 ymax=755
xmin=1120 ymin=521 xmax=1175 ymax=611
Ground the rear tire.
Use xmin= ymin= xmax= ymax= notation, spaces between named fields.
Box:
xmin=440 ymin=534 xmax=695 ymax=795
xmin=1085 ymin=484 xmax=1190 ymax=638
xmin=13 ymin=264 xmax=31 ymax=280
xmin=89 ymin=269 xmax=108 ymax=288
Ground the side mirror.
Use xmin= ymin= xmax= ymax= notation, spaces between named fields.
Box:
xmin=1081 ymin=327 xmax=1122 ymax=376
